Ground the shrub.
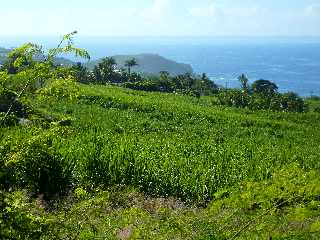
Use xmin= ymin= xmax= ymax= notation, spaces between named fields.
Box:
xmin=0 ymin=86 xmax=25 ymax=117
xmin=5 ymin=133 xmax=73 ymax=198
xmin=248 ymin=93 xmax=274 ymax=110
xmin=251 ymin=79 xmax=278 ymax=95
xmin=0 ymin=71 xmax=9 ymax=86
xmin=0 ymin=191 xmax=48 ymax=239
xmin=37 ymin=76 xmax=80 ymax=100
xmin=217 ymin=90 xmax=307 ymax=112
xmin=280 ymin=92 xmax=307 ymax=112
xmin=124 ymin=80 xmax=161 ymax=92
xmin=217 ymin=90 xmax=250 ymax=108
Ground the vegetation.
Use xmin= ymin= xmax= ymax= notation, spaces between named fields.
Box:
xmin=124 ymin=58 xmax=138 ymax=76
xmin=217 ymin=77 xmax=307 ymax=112
xmin=0 ymin=34 xmax=320 ymax=239
xmin=86 ymin=53 xmax=194 ymax=76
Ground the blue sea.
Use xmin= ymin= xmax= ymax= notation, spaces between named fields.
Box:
xmin=1 ymin=36 xmax=320 ymax=96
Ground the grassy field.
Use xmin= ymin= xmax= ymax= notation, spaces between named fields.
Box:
xmin=1 ymin=84 xmax=320 ymax=239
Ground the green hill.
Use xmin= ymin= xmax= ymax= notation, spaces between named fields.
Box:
xmin=1 ymin=82 xmax=320 ymax=239
xmin=87 ymin=53 xmax=193 ymax=75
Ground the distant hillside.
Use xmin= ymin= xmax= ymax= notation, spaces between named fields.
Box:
xmin=1 ymin=48 xmax=193 ymax=76
xmin=87 ymin=54 xmax=193 ymax=76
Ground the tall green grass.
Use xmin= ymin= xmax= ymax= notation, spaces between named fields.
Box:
xmin=1 ymin=84 xmax=320 ymax=202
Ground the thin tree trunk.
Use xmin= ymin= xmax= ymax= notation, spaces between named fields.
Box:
xmin=2 ymin=79 xmax=31 ymax=122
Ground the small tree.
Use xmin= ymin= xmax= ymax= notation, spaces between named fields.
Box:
xmin=1 ymin=31 xmax=90 ymax=122
xmin=238 ymin=74 xmax=249 ymax=93
xmin=93 ymin=57 xmax=119 ymax=83
xmin=159 ymin=71 xmax=170 ymax=80
xmin=251 ymin=79 xmax=278 ymax=95
xmin=158 ymin=71 xmax=172 ymax=92
xmin=124 ymin=58 xmax=138 ymax=76
xmin=2 ymin=43 xmax=43 ymax=74
xmin=72 ymin=62 xmax=90 ymax=84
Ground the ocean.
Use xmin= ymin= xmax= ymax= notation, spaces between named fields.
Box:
xmin=1 ymin=37 xmax=319 ymax=96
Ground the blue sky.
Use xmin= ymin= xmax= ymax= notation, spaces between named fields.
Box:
xmin=1 ymin=0 xmax=320 ymax=37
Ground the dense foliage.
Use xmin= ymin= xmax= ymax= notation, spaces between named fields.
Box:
xmin=218 ymin=89 xmax=307 ymax=112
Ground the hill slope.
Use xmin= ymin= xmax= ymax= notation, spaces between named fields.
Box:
xmin=87 ymin=53 xmax=193 ymax=75
xmin=1 ymin=84 xmax=320 ymax=239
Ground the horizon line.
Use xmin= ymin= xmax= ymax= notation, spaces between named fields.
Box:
xmin=1 ymin=35 xmax=320 ymax=39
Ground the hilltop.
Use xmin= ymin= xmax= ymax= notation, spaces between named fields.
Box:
xmin=86 ymin=53 xmax=193 ymax=76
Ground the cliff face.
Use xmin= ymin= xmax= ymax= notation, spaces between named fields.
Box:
xmin=87 ymin=54 xmax=193 ymax=76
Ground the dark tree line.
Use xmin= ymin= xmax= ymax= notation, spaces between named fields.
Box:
xmin=217 ymin=74 xmax=307 ymax=112
xmin=71 ymin=57 xmax=218 ymax=96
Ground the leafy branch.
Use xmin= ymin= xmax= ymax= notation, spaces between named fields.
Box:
xmin=1 ymin=31 xmax=90 ymax=123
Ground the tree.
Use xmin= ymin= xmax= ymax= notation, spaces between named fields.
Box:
xmin=251 ymin=79 xmax=278 ymax=95
xmin=93 ymin=57 xmax=121 ymax=83
xmin=238 ymin=74 xmax=249 ymax=93
xmin=2 ymin=43 xmax=42 ymax=74
xmin=72 ymin=62 xmax=90 ymax=83
xmin=159 ymin=71 xmax=172 ymax=92
xmin=280 ymin=92 xmax=306 ymax=112
xmin=124 ymin=58 xmax=138 ymax=76
xmin=102 ymin=57 xmax=117 ymax=70
xmin=1 ymin=31 xmax=90 ymax=122
xmin=159 ymin=71 xmax=170 ymax=80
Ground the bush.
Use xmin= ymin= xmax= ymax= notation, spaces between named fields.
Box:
xmin=123 ymin=80 xmax=161 ymax=92
xmin=0 ymin=191 xmax=48 ymax=239
xmin=37 ymin=77 xmax=80 ymax=100
xmin=217 ymin=90 xmax=250 ymax=108
xmin=280 ymin=92 xmax=307 ymax=113
xmin=5 ymin=133 xmax=73 ymax=198
xmin=217 ymin=90 xmax=307 ymax=112
xmin=251 ymin=79 xmax=278 ymax=95
xmin=0 ymin=86 xmax=25 ymax=117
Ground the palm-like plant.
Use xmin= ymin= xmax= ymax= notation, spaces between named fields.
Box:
xmin=124 ymin=58 xmax=138 ymax=75
xmin=104 ymin=57 xmax=117 ymax=69
xmin=238 ymin=74 xmax=249 ymax=93
xmin=93 ymin=57 xmax=118 ymax=83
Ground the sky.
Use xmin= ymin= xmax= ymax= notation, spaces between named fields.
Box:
xmin=1 ymin=0 xmax=320 ymax=37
